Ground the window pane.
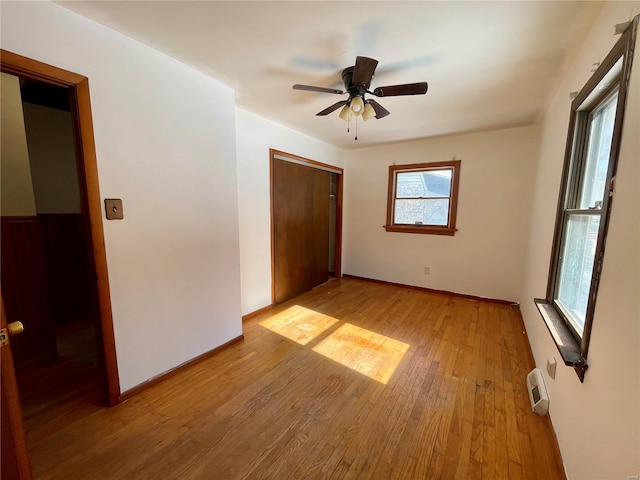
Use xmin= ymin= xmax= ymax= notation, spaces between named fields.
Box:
xmin=555 ymin=214 xmax=600 ymax=334
xmin=579 ymin=92 xmax=618 ymax=209
xmin=394 ymin=199 xmax=449 ymax=226
xmin=396 ymin=170 xmax=451 ymax=198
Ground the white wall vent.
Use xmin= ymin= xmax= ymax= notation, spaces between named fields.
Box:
xmin=526 ymin=368 xmax=549 ymax=415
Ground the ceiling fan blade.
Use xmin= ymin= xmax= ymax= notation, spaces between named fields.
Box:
xmin=372 ymin=82 xmax=428 ymax=97
xmin=367 ymin=99 xmax=390 ymax=119
xmin=293 ymin=84 xmax=345 ymax=94
xmin=316 ymin=100 xmax=349 ymax=116
xmin=352 ymin=56 xmax=379 ymax=88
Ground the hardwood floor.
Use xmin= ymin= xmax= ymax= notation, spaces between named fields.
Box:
xmin=16 ymin=318 xmax=102 ymax=449
xmin=22 ymin=277 xmax=566 ymax=479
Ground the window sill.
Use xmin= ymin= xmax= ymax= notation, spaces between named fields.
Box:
xmin=534 ymin=298 xmax=588 ymax=382
xmin=384 ymin=225 xmax=456 ymax=236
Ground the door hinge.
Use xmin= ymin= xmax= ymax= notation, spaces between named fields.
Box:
xmin=0 ymin=328 xmax=8 ymax=347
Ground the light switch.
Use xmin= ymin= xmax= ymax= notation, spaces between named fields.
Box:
xmin=104 ymin=198 xmax=124 ymax=220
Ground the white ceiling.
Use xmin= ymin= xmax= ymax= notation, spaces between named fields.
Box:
xmin=57 ymin=1 xmax=603 ymax=149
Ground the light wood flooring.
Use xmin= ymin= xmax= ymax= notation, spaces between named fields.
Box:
xmin=21 ymin=277 xmax=566 ymax=479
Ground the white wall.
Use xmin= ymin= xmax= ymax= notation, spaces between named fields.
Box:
xmin=23 ymin=103 xmax=82 ymax=214
xmin=343 ymin=125 xmax=540 ymax=302
xmin=235 ymin=108 xmax=344 ymax=315
xmin=1 ymin=1 xmax=242 ymax=392
xmin=0 ymin=72 xmax=37 ymax=216
xmin=3 ymin=4 xmax=638 ymax=475
xmin=520 ymin=4 xmax=640 ymax=479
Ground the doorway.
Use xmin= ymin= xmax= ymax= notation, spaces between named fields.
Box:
xmin=1 ymin=50 xmax=120 ymax=478
xmin=2 ymin=71 xmax=103 ymax=423
xmin=270 ymin=149 xmax=343 ymax=304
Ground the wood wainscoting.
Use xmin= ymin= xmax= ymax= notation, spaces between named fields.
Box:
xmin=38 ymin=213 xmax=94 ymax=323
xmin=0 ymin=216 xmax=57 ymax=365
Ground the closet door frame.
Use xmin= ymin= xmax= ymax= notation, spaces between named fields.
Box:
xmin=269 ymin=149 xmax=343 ymax=305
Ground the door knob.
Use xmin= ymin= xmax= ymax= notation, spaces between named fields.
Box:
xmin=0 ymin=321 xmax=24 ymax=347
xmin=7 ymin=321 xmax=24 ymax=336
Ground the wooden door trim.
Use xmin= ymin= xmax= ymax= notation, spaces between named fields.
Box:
xmin=269 ymin=149 xmax=344 ymax=305
xmin=271 ymin=149 xmax=344 ymax=174
xmin=1 ymin=50 xmax=121 ymax=405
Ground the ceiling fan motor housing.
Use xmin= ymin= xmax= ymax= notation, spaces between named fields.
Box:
xmin=341 ymin=66 xmax=369 ymax=101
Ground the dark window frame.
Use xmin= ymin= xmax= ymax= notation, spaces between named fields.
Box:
xmin=535 ymin=17 xmax=638 ymax=382
xmin=384 ymin=160 xmax=461 ymax=236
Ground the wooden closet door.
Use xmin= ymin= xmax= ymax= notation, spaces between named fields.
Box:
xmin=273 ymin=159 xmax=330 ymax=304
xmin=309 ymin=167 xmax=330 ymax=288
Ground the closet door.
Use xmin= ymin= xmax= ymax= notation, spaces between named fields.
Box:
xmin=273 ymin=159 xmax=330 ymax=304
xmin=309 ymin=167 xmax=330 ymax=288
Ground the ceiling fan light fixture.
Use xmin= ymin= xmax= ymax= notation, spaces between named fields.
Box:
xmin=350 ymin=96 xmax=364 ymax=116
xmin=339 ymin=104 xmax=353 ymax=122
xmin=362 ymin=102 xmax=376 ymax=121
xmin=292 ymin=56 xmax=428 ymax=138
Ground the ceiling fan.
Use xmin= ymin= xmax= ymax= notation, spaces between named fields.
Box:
xmin=292 ymin=56 xmax=428 ymax=124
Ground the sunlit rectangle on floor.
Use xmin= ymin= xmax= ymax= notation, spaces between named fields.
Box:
xmin=312 ymin=323 xmax=409 ymax=384
xmin=259 ymin=305 xmax=339 ymax=345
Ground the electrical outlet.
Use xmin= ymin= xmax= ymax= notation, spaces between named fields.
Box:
xmin=627 ymin=475 xmax=639 ymax=480
xmin=424 ymin=266 xmax=430 ymax=275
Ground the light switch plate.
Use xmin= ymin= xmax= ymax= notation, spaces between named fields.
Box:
xmin=104 ymin=199 xmax=124 ymax=220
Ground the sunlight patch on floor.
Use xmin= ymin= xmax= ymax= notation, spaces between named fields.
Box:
xmin=259 ymin=305 xmax=339 ymax=345
xmin=312 ymin=323 xmax=410 ymax=384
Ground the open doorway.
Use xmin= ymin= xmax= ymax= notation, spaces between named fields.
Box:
xmin=1 ymin=52 xmax=120 ymax=475
xmin=1 ymin=72 xmax=103 ymax=425
xmin=270 ymin=149 xmax=343 ymax=305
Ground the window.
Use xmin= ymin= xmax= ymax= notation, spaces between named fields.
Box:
xmin=385 ymin=160 xmax=460 ymax=235
xmin=535 ymin=18 xmax=637 ymax=382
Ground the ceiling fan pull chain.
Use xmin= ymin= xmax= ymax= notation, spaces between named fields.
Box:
xmin=355 ymin=116 xmax=358 ymax=141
